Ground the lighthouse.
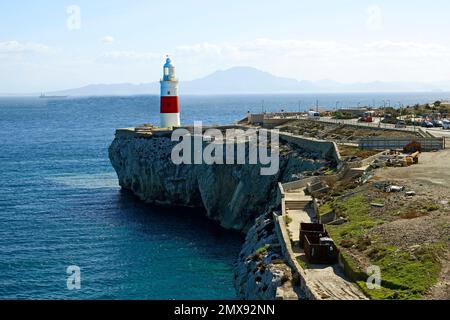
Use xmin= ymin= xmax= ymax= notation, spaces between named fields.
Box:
xmin=160 ymin=57 xmax=180 ymax=128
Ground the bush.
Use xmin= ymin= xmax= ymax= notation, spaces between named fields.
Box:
xmin=403 ymin=141 xmax=422 ymax=153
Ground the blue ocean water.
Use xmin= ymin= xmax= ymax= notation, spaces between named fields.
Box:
xmin=0 ymin=92 xmax=449 ymax=300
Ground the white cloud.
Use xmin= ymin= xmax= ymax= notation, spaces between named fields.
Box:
xmin=102 ymin=36 xmax=115 ymax=44
xmin=169 ymin=38 xmax=450 ymax=82
xmin=0 ymin=41 xmax=52 ymax=54
xmin=174 ymin=38 xmax=450 ymax=61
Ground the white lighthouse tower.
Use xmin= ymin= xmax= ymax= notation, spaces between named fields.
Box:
xmin=160 ymin=57 xmax=180 ymax=128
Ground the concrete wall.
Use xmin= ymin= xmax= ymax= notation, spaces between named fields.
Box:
xmin=359 ymin=137 xmax=445 ymax=151
xmin=279 ymin=132 xmax=342 ymax=164
xmin=282 ymin=177 xmax=319 ymax=192
xmin=263 ymin=118 xmax=292 ymax=129
xmin=272 ymin=213 xmax=320 ymax=300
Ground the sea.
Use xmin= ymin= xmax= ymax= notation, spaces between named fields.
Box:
xmin=1 ymin=92 xmax=449 ymax=300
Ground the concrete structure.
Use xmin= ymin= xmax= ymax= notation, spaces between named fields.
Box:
xmin=245 ymin=112 xmax=305 ymax=128
xmin=279 ymin=132 xmax=342 ymax=164
xmin=275 ymin=176 xmax=368 ymax=300
xmin=160 ymin=57 xmax=180 ymax=128
xmin=338 ymin=108 xmax=368 ymax=118
xmin=359 ymin=137 xmax=445 ymax=151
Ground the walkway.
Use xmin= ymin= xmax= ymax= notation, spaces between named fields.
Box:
xmin=283 ymin=186 xmax=367 ymax=300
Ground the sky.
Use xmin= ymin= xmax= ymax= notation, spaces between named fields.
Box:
xmin=1 ymin=0 xmax=450 ymax=93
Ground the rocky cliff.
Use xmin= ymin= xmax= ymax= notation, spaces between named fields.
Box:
xmin=109 ymin=130 xmax=333 ymax=299
xmin=234 ymin=212 xmax=300 ymax=299
xmin=109 ymin=132 xmax=330 ymax=232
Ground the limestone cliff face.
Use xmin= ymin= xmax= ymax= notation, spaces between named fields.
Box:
xmin=234 ymin=212 xmax=299 ymax=300
xmin=108 ymin=133 xmax=329 ymax=232
xmin=109 ymin=131 xmax=333 ymax=299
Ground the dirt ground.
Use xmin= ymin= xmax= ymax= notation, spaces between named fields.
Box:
xmin=364 ymin=149 xmax=450 ymax=299
xmin=280 ymin=120 xmax=420 ymax=143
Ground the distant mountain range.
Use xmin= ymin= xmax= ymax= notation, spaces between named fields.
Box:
xmin=6 ymin=67 xmax=450 ymax=96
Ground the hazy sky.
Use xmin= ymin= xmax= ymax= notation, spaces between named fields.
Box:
xmin=1 ymin=0 xmax=450 ymax=93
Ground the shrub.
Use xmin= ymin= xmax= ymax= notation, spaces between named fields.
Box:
xmin=403 ymin=141 xmax=421 ymax=153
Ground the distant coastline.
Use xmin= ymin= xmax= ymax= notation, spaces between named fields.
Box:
xmin=2 ymin=93 xmax=450 ymax=112
xmin=3 ymin=67 xmax=450 ymax=97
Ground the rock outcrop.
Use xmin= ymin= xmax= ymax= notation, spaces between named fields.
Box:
xmin=109 ymin=132 xmax=330 ymax=232
xmin=108 ymin=129 xmax=334 ymax=299
xmin=234 ymin=212 xmax=299 ymax=300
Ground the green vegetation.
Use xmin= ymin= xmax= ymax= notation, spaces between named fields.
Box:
xmin=284 ymin=215 xmax=293 ymax=226
xmin=324 ymin=169 xmax=336 ymax=176
xmin=326 ymin=195 xmax=383 ymax=244
xmin=422 ymin=203 xmax=440 ymax=212
xmin=324 ymin=194 xmax=444 ymax=299
xmin=296 ymin=257 xmax=310 ymax=270
xmin=332 ymin=111 xmax=354 ymax=119
xmin=318 ymin=202 xmax=333 ymax=216
xmin=255 ymin=245 xmax=270 ymax=256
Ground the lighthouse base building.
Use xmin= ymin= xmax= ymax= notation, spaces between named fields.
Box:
xmin=160 ymin=57 xmax=181 ymax=128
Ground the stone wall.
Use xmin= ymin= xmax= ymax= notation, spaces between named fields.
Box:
xmin=279 ymin=132 xmax=342 ymax=164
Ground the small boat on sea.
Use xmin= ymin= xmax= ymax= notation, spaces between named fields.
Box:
xmin=39 ymin=93 xmax=68 ymax=99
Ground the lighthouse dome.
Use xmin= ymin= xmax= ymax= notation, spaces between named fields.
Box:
xmin=163 ymin=57 xmax=176 ymax=81
xmin=164 ymin=57 xmax=174 ymax=68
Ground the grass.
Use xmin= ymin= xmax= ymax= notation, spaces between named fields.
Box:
xmin=326 ymin=194 xmax=384 ymax=244
xmin=318 ymin=202 xmax=333 ymax=216
xmin=255 ymin=245 xmax=270 ymax=256
xmin=355 ymin=242 xmax=445 ymax=300
xmin=323 ymin=194 xmax=444 ymax=299
xmin=296 ymin=257 xmax=310 ymax=270
xmin=422 ymin=203 xmax=440 ymax=212
xmin=284 ymin=215 xmax=293 ymax=226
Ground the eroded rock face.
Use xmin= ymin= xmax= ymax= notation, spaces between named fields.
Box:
xmin=109 ymin=132 xmax=331 ymax=299
xmin=109 ymin=134 xmax=328 ymax=232
xmin=234 ymin=212 xmax=298 ymax=300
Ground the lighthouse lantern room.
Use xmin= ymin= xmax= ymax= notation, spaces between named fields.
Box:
xmin=160 ymin=57 xmax=180 ymax=128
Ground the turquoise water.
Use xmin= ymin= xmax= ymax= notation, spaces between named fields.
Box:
xmin=1 ymin=93 xmax=449 ymax=300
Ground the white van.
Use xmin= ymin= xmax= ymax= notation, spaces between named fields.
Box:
xmin=308 ymin=111 xmax=320 ymax=120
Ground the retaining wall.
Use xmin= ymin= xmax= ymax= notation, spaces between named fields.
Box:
xmin=272 ymin=213 xmax=321 ymax=300
xmin=279 ymin=132 xmax=342 ymax=164
xmin=359 ymin=137 xmax=445 ymax=151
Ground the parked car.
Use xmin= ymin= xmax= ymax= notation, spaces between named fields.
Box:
xmin=308 ymin=111 xmax=320 ymax=120
xmin=421 ymin=121 xmax=434 ymax=128
xmin=395 ymin=120 xmax=407 ymax=128
xmin=443 ymin=120 xmax=450 ymax=130
xmin=432 ymin=120 xmax=443 ymax=127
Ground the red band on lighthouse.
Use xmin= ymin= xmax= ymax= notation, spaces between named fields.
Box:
xmin=160 ymin=96 xmax=180 ymax=113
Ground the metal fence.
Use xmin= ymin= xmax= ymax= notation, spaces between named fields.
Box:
xmin=359 ymin=137 xmax=445 ymax=151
